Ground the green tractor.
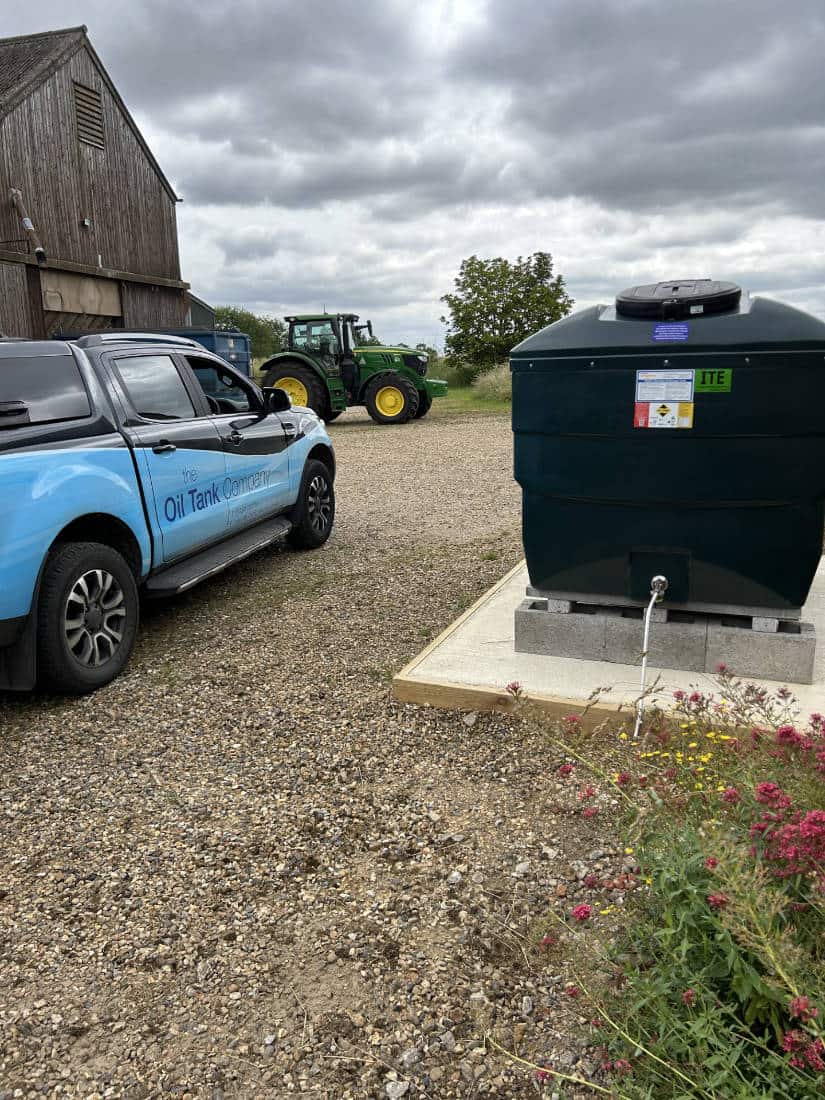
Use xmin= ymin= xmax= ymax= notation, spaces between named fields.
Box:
xmin=258 ymin=313 xmax=447 ymax=424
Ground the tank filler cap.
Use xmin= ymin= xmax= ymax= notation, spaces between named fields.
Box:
xmin=615 ymin=278 xmax=742 ymax=321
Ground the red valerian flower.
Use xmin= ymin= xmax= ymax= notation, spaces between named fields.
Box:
xmin=616 ymin=771 xmax=632 ymax=787
xmin=704 ymin=857 xmax=718 ymax=869
xmin=579 ymin=784 xmax=596 ymax=802
xmin=589 ymin=1017 xmax=603 ymax=1028
xmin=689 ymin=691 xmax=702 ymax=704
xmin=716 ymin=662 xmax=728 ymax=673
xmin=789 ymin=996 xmax=818 ymax=1023
xmin=673 ymin=689 xmax=686 ymax=701
xmin=612 ymin=1059 xmax=632 ymax=1075
xmin=803 ymin=1039 xmax=825 ymax=1072
xmin=505 ymin=680 xmax=523 ymax=697
xmin=571 ymin=904 xmax=592 ymax=922
xmin=539 ymin=934 xmax=558 ymax=951
xmin=563 ymin=714 xmax=581 ymax=725
xmin=557 ymin=763 xmax=574 ymax=777
xmin=682 ymin=989 xmax=696 ymax=1006
xmin=707 ymin=892 xmax=729 ymax=909
xmin=565 ymin=985 xmax=581 ymax=998
xmin=582 ymin=807 xmax=599 ymax=818
xmin=583 ymin=873 xmax=600 ymax=888
xmin=783 ymin=1029 xmax=806 ymax=1053
xmin=721 ymin=787 xmax=741 ymax=804
xmin=755 ymin=781 xmax=791 ymax=808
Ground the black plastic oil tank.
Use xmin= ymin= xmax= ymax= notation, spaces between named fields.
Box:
xmin=511 ymin=279 xmax=825 ymax=611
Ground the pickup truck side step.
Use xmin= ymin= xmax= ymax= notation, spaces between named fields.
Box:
xmin=145 ymin=515 xmax=292 ymax=597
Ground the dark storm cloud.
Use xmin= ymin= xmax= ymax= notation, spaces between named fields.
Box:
xmin=452 ymin=0 xmax=825 ymax=216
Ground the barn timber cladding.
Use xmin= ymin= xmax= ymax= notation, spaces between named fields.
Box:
xmin=0 ymin=25 xmax=188 ymax=338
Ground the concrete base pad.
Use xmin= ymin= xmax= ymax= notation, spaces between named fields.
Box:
xmin=515 ymin=598 xmax=816 ymax=684
xmin=392 ymin=559 xmax=825 ymax=722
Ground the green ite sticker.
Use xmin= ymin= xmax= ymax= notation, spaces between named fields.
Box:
xmin=695 ymin=368 xmax=732 ymax=392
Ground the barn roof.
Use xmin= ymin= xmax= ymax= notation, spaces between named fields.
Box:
xmin=0 ymin=25 xmax=179 ymax=201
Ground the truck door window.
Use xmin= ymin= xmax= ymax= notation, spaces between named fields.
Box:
xmin=187 ymin=359 xmax=253 ymax=414
xmin=0 ymin=353 xmax=90 ymax=425
xmin=116 ymin=355 xmax=196 ymax=421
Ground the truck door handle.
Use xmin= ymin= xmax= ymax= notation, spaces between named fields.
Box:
xmin=152 ymin=440 xmax=177 ymax=454
xmin=283 ymin=423 xmax=296 ymax=437
xmin=224 ymin=430 xmax=244 ymax=446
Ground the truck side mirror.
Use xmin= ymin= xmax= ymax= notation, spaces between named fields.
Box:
xmin=264 ymin=387 xmax=291 ymax=413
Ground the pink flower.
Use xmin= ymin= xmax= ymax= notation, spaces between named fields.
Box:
xmin=583 ymin=873 xmax=600 ymax=888
xmin=539 ymin=934 xmax=558 ymax=951
xmin=682 ymin=989 xmax=696 ymax=1006
xmin=578 ymin=784 xmax=596 ymax=802
xmin=571 ymin=904 xmax=592 ymax=922
xmin=612 ymin=1059 xmax=632 ymax=1075
xmin=755 ymin=782 xmax=792 ymax=809
xmin=535 ymin=1068 xmax=551 ymax=1083
xmin=673 ymin=689 xmax=686 ymax=701
xmin=704 ymin=857 xmax=718 ymax=869
xmin=565 ymin=985 xmax=581 ymax=998
xmin=721 ymin=787 xmax=740 ymax=804
xmin=563 ymin=714 xmax=581 ymax=725
xmin=616 ymin=771 xmax=631 ymax=787
xmin=789 ymin=996 xmax=818 ymax=1023
xmin=582 ymin=807 xmax=599 ymax=818
xmin=505 ymin=680 xmax=522 ymax=697
xmin=589 ymin=1017 xmax=603 ymax=1028
xmin=804 ymin=1039 xmax=825 ymax=1072
xmin=707 ymin=892 xmax=729 ymax=909
xmin=689 ymin=691 xmax=702 ymax=704
xmin=557 ymin=763 xmax=574 ymax=777
xmin=716 ymin=662 xmax=728 ymax=674
xmin=783 ymin=1029 xmax=806 ymax=1053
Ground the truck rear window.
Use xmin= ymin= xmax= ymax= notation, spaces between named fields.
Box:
xmin=0 ymin=354 xmax=91 ymax=426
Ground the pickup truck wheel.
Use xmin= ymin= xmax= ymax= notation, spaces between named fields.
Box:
xmin=365 ymin=374 xmax=419 ymax=424
xmin=37 ymin=542 xmax=139 ymax=694
xmin=288 ymin=460 xmax=335 ymax=549
xmin=413 ymin=390 xmax=433 ymax=418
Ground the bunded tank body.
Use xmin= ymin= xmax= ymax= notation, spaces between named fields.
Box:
xmin=511 ymin=280 xmax=825 ymax=611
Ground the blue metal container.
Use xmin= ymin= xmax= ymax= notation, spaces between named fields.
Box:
xmin=164 ymin=328 xmax=252 ymax=376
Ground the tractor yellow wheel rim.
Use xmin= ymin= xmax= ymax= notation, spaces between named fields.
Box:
xmin=275 ymin=376 xmax=309 ymax=406
xmin=375 ymin=385 xmax=405 ymax=417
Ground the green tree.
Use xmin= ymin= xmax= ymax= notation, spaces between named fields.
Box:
xmin=440 ymin=252 xmax=573 ymax=374
xmin=214 ymin=306 xmax=286 ymax=359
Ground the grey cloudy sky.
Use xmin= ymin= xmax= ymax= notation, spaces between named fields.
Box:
xmin=3 ymin=0 xmax=824 ymax=345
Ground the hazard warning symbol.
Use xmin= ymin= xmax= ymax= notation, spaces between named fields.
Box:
xmin=634 ymin=401 xmax=694 ymax=429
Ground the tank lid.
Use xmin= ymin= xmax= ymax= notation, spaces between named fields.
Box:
xmin=616 ymin=278 xmax=741 ymax=320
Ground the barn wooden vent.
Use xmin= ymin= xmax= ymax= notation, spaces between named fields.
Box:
xmin=73 ymin=82 xmax=104 ymax=149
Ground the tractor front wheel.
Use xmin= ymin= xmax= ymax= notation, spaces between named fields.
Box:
xmin=365 ymin=374 xmax=419 ymax=424
xmin=262 ymin=364 xmax=326 ymax=417
xmin=413 ymin=390 xmax=433 ymax=419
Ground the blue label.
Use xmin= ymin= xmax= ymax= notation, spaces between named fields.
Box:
xmin=653 ymin=322 xmax=689 ymax=342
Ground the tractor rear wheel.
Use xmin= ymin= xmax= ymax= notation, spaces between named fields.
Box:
xmin=413 ymin=390 xmax=432 ymax=419
xmin=262 ymin=363 xmax=326 ymax=417
xmin=365 ymin=374 xmax=419 ymax=424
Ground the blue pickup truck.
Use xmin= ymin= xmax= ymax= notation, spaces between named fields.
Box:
xmin=0 ymin=333 xmax=335 ymax=693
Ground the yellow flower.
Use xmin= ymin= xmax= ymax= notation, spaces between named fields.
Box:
xmin=696 ymin=767 xmax=705 ymax=773
xmin=695 ymin=783 xmax=704 ymax=790
xmin=624 ymin=847 xmax=634 ymax=855
xmin=706 ymin=733 xmax=716 ymax=740
xmin=688 ymin=742 xmax=698 ymax=748
xmin=619 ymin=732 xmax=628 ymax=741
xmin=644 ymin=876 xmax=652 ymax=885
xmin=599 ymin=906 xmax=616 ymax=914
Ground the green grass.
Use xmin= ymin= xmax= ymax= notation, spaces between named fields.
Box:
xmin=430 ymin=385 xmax=511 ymax=417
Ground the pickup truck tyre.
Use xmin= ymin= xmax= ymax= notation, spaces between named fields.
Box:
xmin=413 ymin=390 xmax=433 ymax=419
xmin=262 ymin=364 xmax=326 ymax=417
xmin=365 ymin=374 xmax=419 ymax=424
xmin=37 ymin=542 xmax=139 ymax=694
xmin=288 ymin=460 xmax=335 ymax=549
xmin=324 ymin=410 xmax=343 ymax=423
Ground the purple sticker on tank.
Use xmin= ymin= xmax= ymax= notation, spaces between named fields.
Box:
xmin=653 ymin=322 xmax=689 ymax=342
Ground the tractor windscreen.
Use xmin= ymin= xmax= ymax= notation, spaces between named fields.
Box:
xmin=291 ymin=320 xmax=339 ymax=354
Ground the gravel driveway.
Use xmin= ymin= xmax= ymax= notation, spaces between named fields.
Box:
xmin=0 ymin=406 xmax=617 ymax=1098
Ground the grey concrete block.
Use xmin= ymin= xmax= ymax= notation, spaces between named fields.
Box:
xmin=706 ymin=621 xmax=816 ymax=684
xmin=651 ymin=606 xmax=668 ymax=623
xmin=546 ymin=598 xmax=573 ymax=613
xmin=515 ymin=599 xmax=606 ymax=661
xmin=752 ymin=617 xmax=779 ymax=633
xmin=604 ymin=613 xmax=707 ymax=672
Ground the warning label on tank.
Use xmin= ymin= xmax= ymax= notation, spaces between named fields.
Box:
xmin=634 ymin=401 xmax=694 ymax=429
xmin=635 ymin=368 xmax=694 ymax=403
xmin=653 ymin=322 xmax=690 ymax=342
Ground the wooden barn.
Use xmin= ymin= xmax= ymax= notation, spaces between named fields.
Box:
xmin=0 ymin=25 xmax=189 ymax=338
